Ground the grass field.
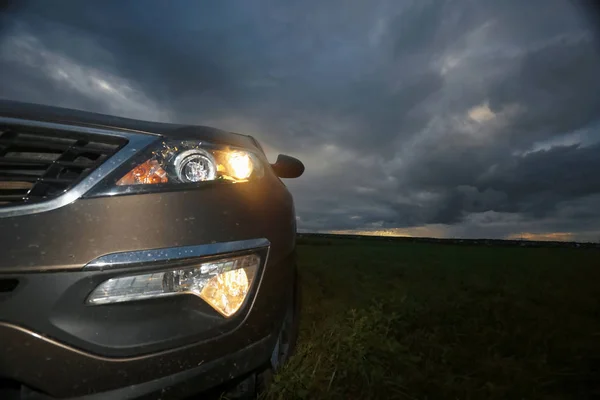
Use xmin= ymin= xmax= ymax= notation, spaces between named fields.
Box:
xmin=263 ymin=236 xmax=600 ymax=400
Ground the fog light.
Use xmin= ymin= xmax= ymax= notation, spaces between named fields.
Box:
xmin=200 ymin=268 xmax=250 ymax=317
xmin=87 ymin=254 xmax=260 ymax=317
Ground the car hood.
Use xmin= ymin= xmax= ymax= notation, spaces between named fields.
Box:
xmin=0 ymin=100 xmax=259 ymax=150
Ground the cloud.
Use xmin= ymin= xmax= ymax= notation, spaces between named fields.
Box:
xmin=468 ymin=103 xmax=496 ymax=123
xmin=0 ymin=24 xmax=169 ymax=121
xmin=1 ymin=0 xmax=599 ymax=241
xmin=505 ymin=232 xmax=575 ymax=242
xmin=328 ymin=224 xmax=449 ymax=238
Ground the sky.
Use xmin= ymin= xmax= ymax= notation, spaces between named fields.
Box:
xmin=1 ymin=0 xmax=600 ymax=242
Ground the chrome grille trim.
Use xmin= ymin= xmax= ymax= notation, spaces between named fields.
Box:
xmin=0 ymin=117 xmax=158 ymax=218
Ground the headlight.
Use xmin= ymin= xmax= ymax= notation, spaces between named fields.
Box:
xmin=87 ymin=253 xmax=260 ymax=317
xmin=88 ymin=140 xmax=264 ymax=196
xmin=118 ymin=140 xmax=263 ymax=185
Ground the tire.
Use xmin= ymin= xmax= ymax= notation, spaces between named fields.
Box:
xmin=269 ymin=265 xmax=301 ymax=371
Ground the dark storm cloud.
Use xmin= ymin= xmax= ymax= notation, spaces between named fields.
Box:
xmin=1 ymin=0 xmax=599 ymax=240
xmin=479 ymin=143 xmax=600 ymax=212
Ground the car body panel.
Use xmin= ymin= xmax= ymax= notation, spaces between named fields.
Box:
xmin=0 ymin=178 xmax=294 ymax=273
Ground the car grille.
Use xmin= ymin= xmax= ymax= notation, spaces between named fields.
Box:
xmin=0 ymin=124 xmax=128 ymax=207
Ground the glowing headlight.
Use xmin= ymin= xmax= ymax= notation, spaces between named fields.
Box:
xmin=115 ymin=141 xmax=263 ymax=186
xmin=87 ymin=254 xmax=260 ymax=317
xmin=227 ymin=151 xmax=253 ymax=180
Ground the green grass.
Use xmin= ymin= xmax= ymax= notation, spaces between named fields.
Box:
xmin=264 ymin=237 xmax=600 ymax=400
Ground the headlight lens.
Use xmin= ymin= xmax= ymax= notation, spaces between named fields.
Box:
xmin=87 ymin=253 xmax=260 ymax=317
xmin=173 ymin=149 xmax=217 ymax=183
xmin=115 ymin=140 xmax=263 ymax=187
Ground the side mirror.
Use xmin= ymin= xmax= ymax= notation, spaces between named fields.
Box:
xmin=271 ymin=154 xmax=305 ymax=178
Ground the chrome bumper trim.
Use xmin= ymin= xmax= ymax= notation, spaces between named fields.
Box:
xmin=84 ymin=238 xmax=271 ymax=270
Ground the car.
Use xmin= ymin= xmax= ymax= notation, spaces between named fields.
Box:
xmin=0 ymin=100 xmax=305 ymax=400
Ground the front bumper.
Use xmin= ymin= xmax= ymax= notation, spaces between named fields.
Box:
xmin=0 ymin=323 xmax=279 ymax=400
xmin=0 ymin=186 xmax=297 ymax=397
xmin=0 ymin=251 xmax=295 ymax=398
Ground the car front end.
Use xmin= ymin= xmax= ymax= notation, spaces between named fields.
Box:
xmin=0 ymin=101 xmax=302 ymax=399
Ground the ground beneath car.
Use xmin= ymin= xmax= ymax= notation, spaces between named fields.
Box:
xmin=261 ymin=236 xmax=600 ymax=400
